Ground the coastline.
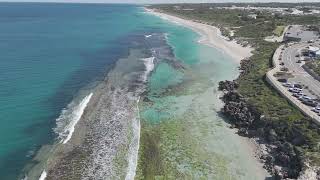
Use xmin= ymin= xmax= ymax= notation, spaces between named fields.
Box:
xmin=28 ymin=8 xmax=264 ymax=179
xmin=145 ymin=7 xmax=270 ymax=179
xmin=145 ymin=8 xmax=253 ymax=62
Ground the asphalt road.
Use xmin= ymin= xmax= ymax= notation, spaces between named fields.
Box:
xmin=281 ymin=42 xmax=320 ymax=99
xmin=267 ymin=44 xmax=320 ymax=123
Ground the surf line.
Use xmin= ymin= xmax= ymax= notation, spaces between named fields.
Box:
xmin=125 ymin=97 xmax=141 ymax=180
xmin=125 ymin=56 xmax=155 ymax=179
xmin=62 ymin=93 xmax=93 ymax=144
xmin=38 ymin=170 xmax=47 ymax=180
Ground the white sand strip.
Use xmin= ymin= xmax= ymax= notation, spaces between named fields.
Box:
xmin=146 ymin=8 xmax=253 ymax=62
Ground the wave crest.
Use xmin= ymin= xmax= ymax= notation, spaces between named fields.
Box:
xmin=54 ymin=93 xmax=93 ymax=144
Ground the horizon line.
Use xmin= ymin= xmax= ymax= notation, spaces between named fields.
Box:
xmin=0 ymin=1 xmax=320 ymax=5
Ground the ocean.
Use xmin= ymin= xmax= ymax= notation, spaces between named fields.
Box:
xmin=0 ymin=3 xmax=267 ymax=179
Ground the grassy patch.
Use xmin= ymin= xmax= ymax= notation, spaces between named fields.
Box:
xmin=305 ymin=60 xmax=320 ymax=76
xmin=273 ymin=25 xmax=285 ymax=36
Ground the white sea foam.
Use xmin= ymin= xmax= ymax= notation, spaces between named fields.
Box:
xmin=125 ymin=97 xmax=141 ymax=180
xmin=124 ymin=57 xmax=154 ymax=180
xmin=141 ymin=57 xmax=155 ymax=82
xmin=38 ymin=170 xmax=47 ymax=180
xmin=145 ymin=34 xmax=152 ymax=38
xmin=63 ymin=93 xmax=93 ymax=144
xmin=54 ymin=93 xmax=93 ymax=144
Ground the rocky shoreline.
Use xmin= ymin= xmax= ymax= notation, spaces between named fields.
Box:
xmin=218 ymin=75 xmax=320 ymax=179
xmin=219 ymin=80 xmax=302 ymax=179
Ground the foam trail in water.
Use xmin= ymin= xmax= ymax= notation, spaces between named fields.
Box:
xmin=125 ymin=56 xmax=155 ymax=180
xmin=125 ymin=97 xmax=141 ymax=180
xmin=38 ymin=170 xmax=47 ymax=180
xmin=141 ymin=57 xmax=155 ymax=82
xmin=62 ymin=93 xmax=93 ymax=144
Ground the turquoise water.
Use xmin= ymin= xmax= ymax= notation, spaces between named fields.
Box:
xmin=149 ymin=62 xmax=184 ymax=93
xmin=0 ymin=3 xmax=266 ymax=179
xmin=0 ymin=3 xmax=170 ymax=179
xmin=0 ymin=3 xmax=209 ymax=178
xmin=138 ymin=11 xmax=269 ymax=179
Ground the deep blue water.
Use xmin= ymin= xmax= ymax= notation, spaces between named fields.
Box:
xmin=0 ymin=3 xmax=163 ymax=179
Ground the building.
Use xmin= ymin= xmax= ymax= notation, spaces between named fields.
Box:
xmin=307 ymin=46 xmax=320 ymax=58
xmin=248 ymin=14 xmax=257 ymax=19
xmin=316 ymin=51 xmax=320 ymax=58
xmin=284 ymin=25 xmax=319 ymax=42
xmin=284 ymin=33 xmax=301 ymax=42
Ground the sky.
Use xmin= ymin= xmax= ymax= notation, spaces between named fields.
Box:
xmin=0 ymin=0 xmax=318 ymax=3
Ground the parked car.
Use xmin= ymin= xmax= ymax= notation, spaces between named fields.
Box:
xmin=298 ymin=95 xmax=310 ymax=100
xmin=313 ymin=106 xmax=320 ymax=111
xmin=282 ymin=82 xmax=291 ymax=87
xmin=303 ymin=100 xmax=317 ymax=107
xmin=293 ymin=93 xmax=300 ymax=97
xmin=312 ymin=108 xmax=320 ymax=113
xmin=290 ymin=88 xmax=302 ymax=93
xmin=293 ymin=88 xmax=302 ymax=92
xmin=278 ymin=79 xmax=287 ymax=83
xmin=293 ymin=84 xmax=303 ymax=89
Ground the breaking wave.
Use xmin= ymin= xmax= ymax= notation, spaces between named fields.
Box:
xmin=141 ymin=57 xmax=155 ymax=82
xmin=54 ymin=93 xmax=93 ymax=144
xmin=125 ymin=56 xmax=155 ymax=180
xmin=125 ymin=97 xmax=141 ymax=180
xmin=38 ymin=170 xmax=47 ymax=180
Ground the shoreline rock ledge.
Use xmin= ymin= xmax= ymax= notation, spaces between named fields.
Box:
xmin=218 ymin=80 xmax=317 ymax=180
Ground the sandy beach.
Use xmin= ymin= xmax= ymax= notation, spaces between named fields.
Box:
xmin=146 ymin=8 xmax=253 ymax=62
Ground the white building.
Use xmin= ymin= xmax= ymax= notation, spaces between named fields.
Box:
xmin=308 ymin=46 xmax=320 ymax=53
xmin=316 ymin=51 xmax=320 ymax=58
xmin=308 ymin=46 xmax=320 ymax=58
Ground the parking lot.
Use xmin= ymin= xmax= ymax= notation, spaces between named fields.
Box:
xmin=277 ymin=40 xmax=320 ymax=116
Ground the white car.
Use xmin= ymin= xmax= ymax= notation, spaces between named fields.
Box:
xmin=282 ymin=82 xmax=291 ymax=87
xmin=314 ymin=106 xmax=320 ymax=111
xmin=312 ymin=108 xmax=320 ymax=113
xmin=298 ymin=95 xmax=311 ymax=101
xmin=293 ymin=88 xmax=302 ymax=92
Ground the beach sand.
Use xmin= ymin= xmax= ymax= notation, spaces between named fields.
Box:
xmin=146 ymin=8 xmax=253 ymax=62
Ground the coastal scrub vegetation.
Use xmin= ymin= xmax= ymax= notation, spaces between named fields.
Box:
xmin=305 ymin=60 xmax=320 ymax=77
xmin=151 ymin=3 xmax=320 ymax=179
